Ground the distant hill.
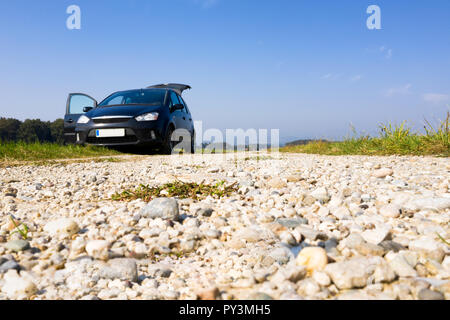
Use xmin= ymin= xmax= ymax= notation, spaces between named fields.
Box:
xmin=285 ymin=139 xmax=328 ymax=146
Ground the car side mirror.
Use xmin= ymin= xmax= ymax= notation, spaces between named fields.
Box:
xmin=172 ymin=104 xmax=184 ymax=111
xmin=83 ymin=106 xmax=94 ymax=113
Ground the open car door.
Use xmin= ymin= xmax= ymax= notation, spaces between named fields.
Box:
xmin=147 ymin=83 xmax=191 ymax=96
xmin=64 ymin=93 xmax=97 ymax=144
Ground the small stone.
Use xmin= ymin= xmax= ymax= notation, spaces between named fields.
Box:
xmin=233 ymin=227 xmax=264 ymax=243
xmin=354 ymin=242 xmax=385 ymax=256
xmin=1 ymin=273 xmax=37 ymax=299
xmin=341 ymin=233 xmax=365 ymax=249
xmin=379 ymin=240 xmax=405 ymax=253
xmin=280 ymin=232 xmax=297 ymax=246
xmin=272 ymin=265 xmax=307 ymax=283
xmin=297 ymin=278 xmax=320 ymax=296
xmin=418 ymin=288 xmax=445 ymax=300
xmin=324 ymin=257 xmax=391 ymax=290
xmin=379 ymin=204 xmax=402 ymax=218
xmin=389 ymin=255 xmax=417 ymax=278
xmin=44 ymin=218 xmax=80 ymax=238
xmin=303 ymin=195 xmax=316 ymax=206
xmin=227 ymin=238 xmax=246 ymax=249
xmin=86 ymin=240 xmax=110 ymax=260
xmin=98 ymin=258 xmax=138 ymax=282
xmin=372 ymin=168 xmax=393 ymax=178
xmin=410 ymin=197 xmax=450 ymax=211
xmin=267 ymin=177 xmax=287 ymax=189
xmin=342 ymin=188 xmax=352 ymax=197
xmin=361 ymin=227 xmax=391 ymax=245
xmin=296 ymin=247 xmax=328 ymax=272
xmin=0 ymin=260 xmax=21 ymax=273
xmin=155 ymin=267 xmax=173 ymax=278
xmin=268 ymin=247 xmax=292 ymax=265
xmin=409 ymin=237 xmax=445 ymax=262
xmin=196 ymin=287 xmax=220 ymax=300
xmin=4 ymin=187 xmax=18 ymax=197
xmin=310 ymin=187 xmax=330 ymax=203
xmin=275 ymin=218 xmax=308 ymax=229
xmin=197 ymin=207 xmax=214 ymax=217
xmin=5 ymin=240 xmax=30 ymax=252
xmin=204 ymin=229 xmax=221 ymax=239
xmin=249 ymin=292 xmax=273 ymax=300
xmin=180 ymin=239 xmax=196 ymax=253
xmin=140 ymin=198 xmax=179 ymax=221
xmin=312 ymin=271 xmax=331 ymax=286
xmin=287 ymin=175 xmax=303 ymax=183
xmin=70 ymin=237 xmax=86 ymax=257
xmin=317 ymin=206 xmax=330 ymax=217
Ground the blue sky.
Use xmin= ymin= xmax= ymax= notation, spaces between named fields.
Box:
xmin=0 ymin=0 xmax=449 ymax=142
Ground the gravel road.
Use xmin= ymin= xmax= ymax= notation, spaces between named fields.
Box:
xmin=0 ymin=152 xmax=449 ymax=300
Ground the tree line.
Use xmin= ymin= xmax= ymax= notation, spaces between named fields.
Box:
xmin=0 ymin=117 xmax=65 ymax=144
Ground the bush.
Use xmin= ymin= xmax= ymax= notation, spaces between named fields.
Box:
xmin=0 ymin=117 xmax=65 ymax=144
xmin=0 ymin=118 xmax=21 ymax=141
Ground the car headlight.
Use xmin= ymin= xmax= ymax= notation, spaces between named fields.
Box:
xmin=135 ymin=112 xmax=159 ymax=121
xmin=77 ymin=115 xmax=90 ymax=124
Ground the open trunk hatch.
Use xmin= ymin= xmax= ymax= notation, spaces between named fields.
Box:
xmin=147 ymin=83 xmax=191 ymax=95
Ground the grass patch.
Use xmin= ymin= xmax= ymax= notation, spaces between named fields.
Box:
xmin=111 ymin=180 xmax=238 ymax=202
xmin=436 ymin=232 xmax=450 ymax=246
xmin=10 ymin=216 xmax=29 ymax=240
xmin=244 ymin=155 xmax=274 ymax=161
xmin=0 ymin=141 xmax=123 ymax=162
xmin=281 ymin=112 xmax=450 ymax=157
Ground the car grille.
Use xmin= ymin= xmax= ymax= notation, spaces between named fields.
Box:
xmin=92 ymin=118 xmax=131 ymax=124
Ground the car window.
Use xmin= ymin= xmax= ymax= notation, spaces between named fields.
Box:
xmin=178 ymin=96 xmax=189 ymax=114
xmin=169 ymin=91 xmax=180 ymax=108
xmin=107 ymin=96 xmax=124 ymax=106
xmin=98 ymin=89 xmax=165 ymax=107
xmin=68 ymin=94 xmax=96 ymax=114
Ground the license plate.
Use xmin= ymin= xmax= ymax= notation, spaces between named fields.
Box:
xmin=96 ymin=129 xmax=125 ymax=138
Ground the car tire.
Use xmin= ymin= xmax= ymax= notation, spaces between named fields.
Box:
xmin=161 ymin=126 xmax=175 ymax=155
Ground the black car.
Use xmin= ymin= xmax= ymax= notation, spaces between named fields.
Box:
xmin=64 ymin=84 xmax=195 ymax=154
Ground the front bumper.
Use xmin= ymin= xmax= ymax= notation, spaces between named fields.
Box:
xmin=75 ymin=118 xmax=165 ymax=146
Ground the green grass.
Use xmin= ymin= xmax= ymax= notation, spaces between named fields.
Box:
xmin=112 ymin=180 xmax=238 ymax=202
xmin=10 ymin=216 xmax=29 ymax=240
xmin=281 ymin=112 xmax=450 ymax=157
xmin=0 ymin=141 xmax=122 ymax=162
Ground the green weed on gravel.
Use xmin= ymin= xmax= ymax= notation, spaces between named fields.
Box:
xmin=111 ymin=180 xmax=238 ymax=202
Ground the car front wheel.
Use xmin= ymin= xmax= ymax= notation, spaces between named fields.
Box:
xmin=161 ymin=127 xmax=175 ymax=155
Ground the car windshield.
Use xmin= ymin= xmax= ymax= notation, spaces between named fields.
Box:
xmin=98 ymin=89 xmax=166 ymax=107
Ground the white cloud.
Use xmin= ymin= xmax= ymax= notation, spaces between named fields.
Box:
xmin=422 ymin=93 xmax=449 ymax=104
xmin=380 ymin=46 xmax=393 ymax=59
xmin=386 ymin=84 xmax=412 ymax=97
xmin=321 ymin=73 xmax=341 ymax=80
xmin=350 ymin=75 xmax=362 ymax=82
xmin=385 ymin=49 xmax=392 ymax=59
